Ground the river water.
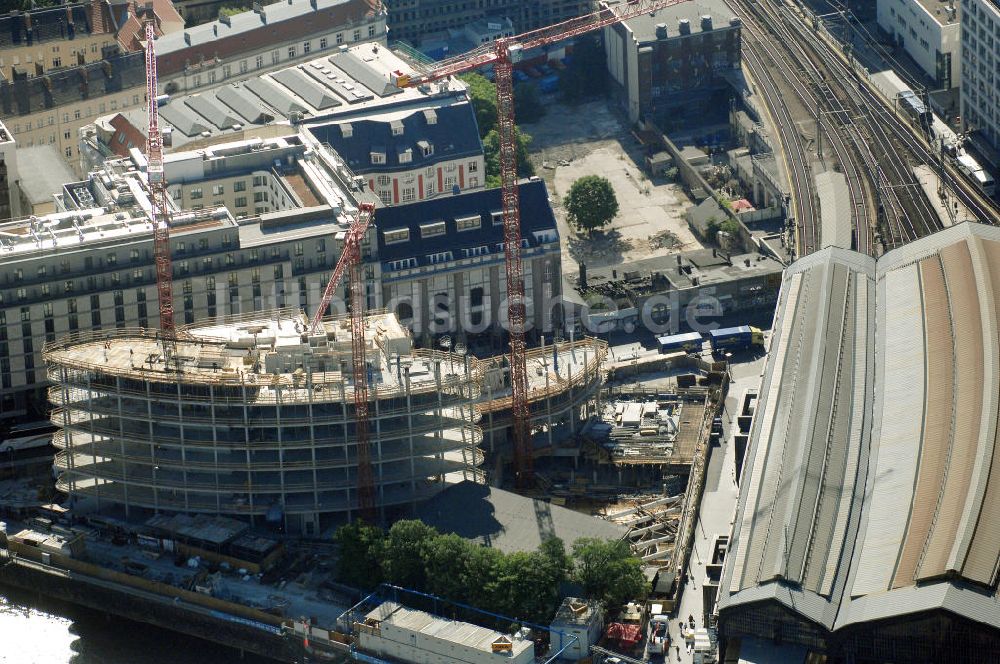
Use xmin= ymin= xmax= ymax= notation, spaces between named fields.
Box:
xmin=0 ymin=587 xmax=280 ymax=664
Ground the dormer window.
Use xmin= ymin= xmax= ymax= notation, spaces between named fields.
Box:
xmin=423 ymin=109 xmax=437 ymax=125
xmin=341 ymin=123 xmax=353 ymax=138
xmin=371 ymin=147 xmax=386 ymax=165
xmin=398 ymin=148 xmax=412 ymax=164
xmin=418 ymin=139 xmax=434 ymax=157
xmin=390 ymin=120 xmax=404 ymax=136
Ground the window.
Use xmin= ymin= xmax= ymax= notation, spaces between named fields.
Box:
xmin=420 ymin=221 xmax=446 ymax=238
xmin=16 ymin=288 xmax=26 ymax=301
xmin=468 ymin=161 xmax=478 ymax=173
xmin=130 ymin=249 xmax=140 ymax=262
xmin=65 ymin=147 xmax=72 ymax=158
xmin=271 ymin=50 xmax=280 ymax=65
xmin=235 ymin=196 xmax=247 ymax=207
xmin=398 ymin=149 xmax=412 ymax=164
xmin=253 ymin=175 xmax=267 ymax=186
xmin=37 ymin=265 xmax=46 ymax=278
xmin=199 ymin=238 xmax=209 ymax=250
xmin=320 ymin=38 xmax=328 ymax=49
xmin=371 ymin=151 xmax=386 ymax=165
xmin=368 ymin=25 xmax=376 ymax=37
xmin=223 ymin=65 xmax=231 ymax=78
xmin=353 ymin=29 xmax=361 ymax=41
xmin=420 ymin=141 xmax=434 ymax=157
xmin=176 ymin=241 xmax=186 ymax=254
xmin=384 ymin=229 xmax=410 ymax=244
xmin=491 ymin=211 xmax=505 ymax=226
xmin=427 ymin=251 xmax=453 ymax=264
xmin=336 ymin=33 xmax=344 ymax=45
xmin=226 ymin=254 xmax=235 ymax=266
xmin=303 ymin=41 xmax=311 ymax=54
xmin=316 ymin=239 xmax=326 ymax=253
xmin=52 ymin=57 xmax=61 ymax=68
xmin=462 ymin=246 xmax=489 ymax=258
xmin=189 ymin=187 xmax=203 ymax=200
xmin=456 ymin=215 xmax=480 ymax=231
xmin=254 ymin=192 xmax=266 ymax=203
xmin=294 ymin=242 xmax=304 ymax=256
xmin=288 ymin=46 xmax=297 ymax=59
xmin=400 ymin=186 xmax=416 ymax=202
xmin=233 ymin=180 xmax=246 ymax=192
xmin=212 ymin=185 xmax=224 ymax=196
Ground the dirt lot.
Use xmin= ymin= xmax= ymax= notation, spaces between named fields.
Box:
xmin=524 ymin=99 xmax=703 ymax=274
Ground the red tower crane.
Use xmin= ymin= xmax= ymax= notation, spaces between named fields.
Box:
xmin=394 ymin=0 xmax=691 ymax=488
xmin=310 ymin=203 xmax=377 ymax=519
xmin=143 ymin=20 xmax=174 ymax=334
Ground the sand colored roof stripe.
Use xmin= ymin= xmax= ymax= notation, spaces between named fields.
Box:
xmin=917 ymin=241 xmax=983 ymax=580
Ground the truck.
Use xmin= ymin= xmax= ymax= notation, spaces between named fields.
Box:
xmin=708 ymin=325 xmax=764 ymax=353
xmin=656 ymin=332 xmax=704 ymax=354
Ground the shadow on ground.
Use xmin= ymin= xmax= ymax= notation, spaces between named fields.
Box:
xmin=567 ymin=229 xmax=632 ymax=267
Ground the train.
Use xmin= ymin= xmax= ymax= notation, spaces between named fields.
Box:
xmin=656 ymin=326 xmax=765 ymax=355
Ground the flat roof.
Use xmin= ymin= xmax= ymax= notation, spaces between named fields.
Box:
xmin=606 ymin=0 xmax=739 ymax=42
xmin=366 ymin=601 xmax=533 ymax=657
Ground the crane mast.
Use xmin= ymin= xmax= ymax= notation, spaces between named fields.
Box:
xmin=395 ymin=0 xmax=691 ymax=488
xmin=144 ymin=20 xmax=174 ymax=334
xmin=310 ymin=203 xmax=377 ymax=519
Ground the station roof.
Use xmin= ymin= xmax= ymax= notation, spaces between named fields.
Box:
xmin=720 ymin=222 xmax=1000 ymax=634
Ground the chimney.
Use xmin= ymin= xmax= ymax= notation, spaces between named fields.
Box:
xmin=213 ymin=24 xmax=218 ymax=36
xmin=612 ymin=269 xmax=618 ymax=279
xmin=700 ymin=15 xmax=713 ymax=31
xmin=219 ymin=13 xmax=231 ymax=26
xmin=579 ymin=263 xmax=588 ymax=288
xmin=654 ymin=23 xmax=667 ymax=39
xmin=678 ymin=18 xmax=690 ymax=35
xmin=183 ymin=31 xmax=191 ymax=45
xmin=676 ymin=254 xmax=682 ymax=265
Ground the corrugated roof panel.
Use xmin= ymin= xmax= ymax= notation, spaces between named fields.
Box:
xmin=852 ymin=264 xmax=924 ymax=597
xmin=159 ymin=103 xmax=209 ymax=137
xmin=787 ymin=263 xmax=851 ymax=585
xmin=730 ymin=271 xmax=804 ymax=593
xmin=918 ymin=241 xmax=983 ymax=580
xmin=818 ymin=275 xmax=872 ymax=596
xmin=757 ymin=265 xmax=828 ymax=583
xmin=184 ymin=95 xmax=239 ymax=130
xmin=962 ymin=239 xmax=1000 ymax=583
xmin=216 ymin=85 xmax=275 ymax=124
xmin=244 ymin=77 xmax=308 ymax=116
xmin=272 ymin=68 xmax=342 ymax=111
xmin=892 ymin=256 xmax=952 ymax=589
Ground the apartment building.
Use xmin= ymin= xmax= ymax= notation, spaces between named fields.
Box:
xmin=0 ymin=0 xmax=385 ymax=174
xmin=375 ymin=177 xmax=562 ymax=341
xmin=305 ymin=100 xmax=485 ymax=205
xmin=155 ymin=0 xmax=387 ymax=96
xmin=81 ymin=42 xmax=482 ymax=208
xmin=877 ymin=0 xmax=961 ymax=90
xmin=0 ymin=133 xmax=372 ymax=421
xmin=961 ymin=0 xmax=1000 ymax=161
xmin=0 ymin=119 xmax=16 ymax=220
xmin=603 ymin=0 xmax=742 ymax=126
xmin=0 ymin=0 xmax=120 ymax=77
xmin=383 ymin=0 xmax=593 ymax=45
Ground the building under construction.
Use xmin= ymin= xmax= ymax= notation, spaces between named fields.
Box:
xmin=45 ymin=309 xmax=484 ymax=534
xmin=43 ymin=309 xmax=607 ymax=533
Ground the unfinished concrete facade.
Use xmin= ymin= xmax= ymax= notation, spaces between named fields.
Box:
xmin=44 ymin=310 xmax=484 ymax=534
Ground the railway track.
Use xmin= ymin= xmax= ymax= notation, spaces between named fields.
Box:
xmin=733 ymin=2 xmax=875 ymax=256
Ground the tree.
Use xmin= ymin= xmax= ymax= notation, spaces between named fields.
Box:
xmin=218 ymin=5 xmax=245 ymax=18
xmin=564 ymin=175 xmax=619 ymax=235
xmin=571 ymin=538 xmax=648 ymax=609
xmin=483 ymin=127 xmax=535 ymax=188
xmin=460 ymin=73 xmax=498 ymax=139
xmin=423 ymin=533 xmax=475 ymax=603
xmin=382 ymin=520 xmax=438 ymax=589
xmin=514 ymin=83 xmax=546 ymax=124
xmin=332 ymin=520 xmax=385 ymax=589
